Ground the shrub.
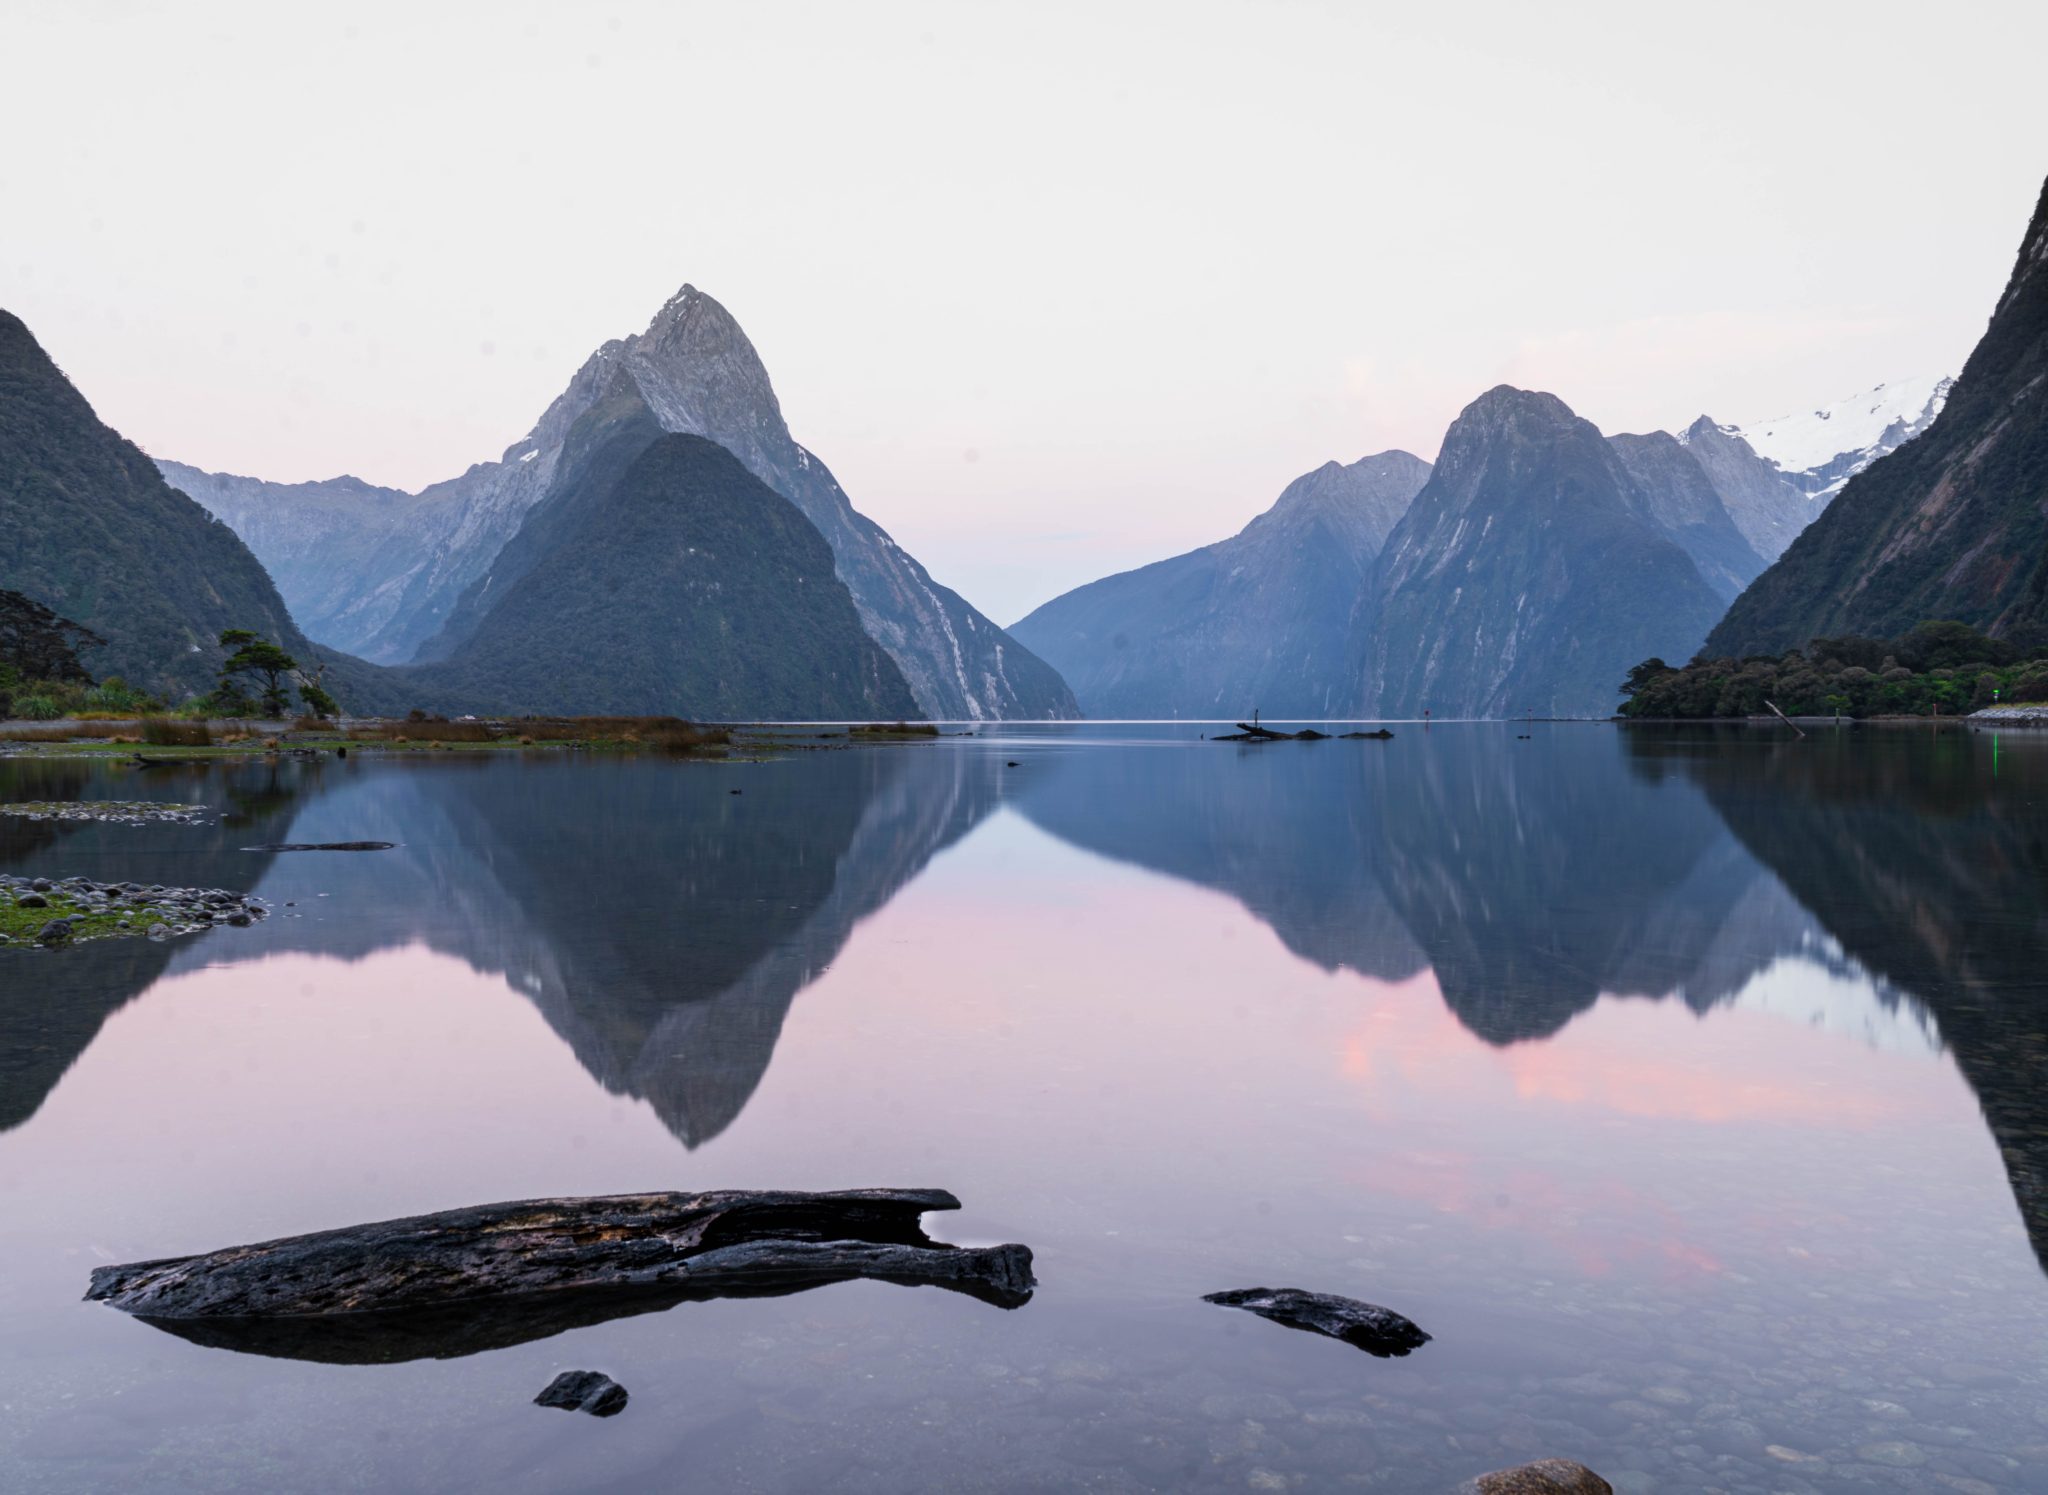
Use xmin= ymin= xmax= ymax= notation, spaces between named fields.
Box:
xmin=15 ymin=694 xmax=61 ymax=721
xmin=142 ymin=718 xmax=212 ymax=747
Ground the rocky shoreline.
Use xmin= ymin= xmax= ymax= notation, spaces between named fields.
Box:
xmin=0 ymin=873 xmax=268 ymax=948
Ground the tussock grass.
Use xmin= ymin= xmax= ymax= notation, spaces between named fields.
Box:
xmin=0 ymin=722 xmax=91 ymax=742
xmin=142 ymin=718 xmax=213 ymax=747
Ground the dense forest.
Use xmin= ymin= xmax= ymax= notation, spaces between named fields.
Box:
xmin=1619 ymin=621 xmax=2048 ymax=719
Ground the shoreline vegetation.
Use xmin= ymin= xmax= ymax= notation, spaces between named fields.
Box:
xmin=0 ymin=713 xmax=961 ymax=760
xmin=1619 ymin=620 xmax=2048 ymax=722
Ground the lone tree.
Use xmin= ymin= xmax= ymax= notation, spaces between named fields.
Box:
xmin=217 ymin=629 xmax=299 ymax=717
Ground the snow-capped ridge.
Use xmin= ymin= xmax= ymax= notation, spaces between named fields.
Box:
xmin=1731 ymin=375 xmax=1953 ymax=483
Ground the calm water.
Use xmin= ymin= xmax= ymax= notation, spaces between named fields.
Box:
xmin=4 ymin=724 xmax=2048 ymax=1494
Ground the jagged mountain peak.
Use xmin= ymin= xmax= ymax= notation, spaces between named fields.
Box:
xmin=1460 ymin=384 xmax=1578 ymax=425
xmin=161 ymin=281 xmax=1076 ymax=717
xmin=1251 ymin=449 xmax=1430 ymax=542
xmin=1733 ymin=375 xmax=1952 ymax=485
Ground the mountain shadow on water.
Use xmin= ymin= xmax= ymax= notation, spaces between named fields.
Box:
xmin=6 ymin=747 xmax=1004 ymax=1147
xmin=0 ymin=759 xmax=315 ymax=1131
xmin=1007 ymin=727 xmax=1799 ymax=1042
xmin=1641 ymin=725 xmax=2048 ymax=1272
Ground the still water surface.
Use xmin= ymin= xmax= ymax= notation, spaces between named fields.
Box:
xmin=3 ymin=724 xmax=2047 ymax=1493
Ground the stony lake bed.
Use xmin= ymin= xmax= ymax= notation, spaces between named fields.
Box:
xmin=3 ymin=722 xmax=2048 ymax=1493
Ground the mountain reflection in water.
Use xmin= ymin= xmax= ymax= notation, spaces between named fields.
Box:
xmin=5 ymin=725 xmax=2048 ymax=1272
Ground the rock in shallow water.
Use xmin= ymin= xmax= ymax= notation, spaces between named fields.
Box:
xmin=1201 ymin=1286 xmax=1430 ymax=1357
xmin=535 ymin=1370 xmax=628 ymax=1418
xmin=1457 ymin=1459 xmax=1612 ymax=1493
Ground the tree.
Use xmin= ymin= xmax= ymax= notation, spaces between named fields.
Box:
xmin=1619 ymin=657 xmax=1675 ymax=698
xmin=217 ymin=629 xmax=299 ymax=718
xmin=297 ymin=659 xmax=339 ymax=719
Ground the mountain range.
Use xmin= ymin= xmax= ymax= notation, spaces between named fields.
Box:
xmin=1014 ymin=363 xmax=1947 ymax=718
xmin=1009 ymin=452 xmax=1430 ymax=718
xmin=11 ymin=167 xmax=2032 ymax=721
xmin=163 ymin=287 xmax=1076 ymax=722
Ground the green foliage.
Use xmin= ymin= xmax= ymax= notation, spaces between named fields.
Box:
xmin=216 ymin=628 xmax=299 ymax=718
xmin=14 ymin=693 xmax=60 ymax=720
xmin=1620 ymin=619 xmax=2048 ymax=718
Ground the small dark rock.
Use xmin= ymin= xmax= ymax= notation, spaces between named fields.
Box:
xmin=1006 ymin=760 xmax=1020 ymax=767
xmin=1458 ymin=1458 xmax=1612 ymax=1494
xmin=730 ymin=789 xmax=742 ymax=795
xmin=535 ymin=1369 xmax=628 ymax=1418
xmin=1202 ymin=1286 xmax=1430 ymax=1357
xmin=225 ymin=910 xmax=253 ymax=927
xmin=31 ymin=878 xmax=52 ymax=892
xmin=35 ymin=918 xmax=75 ymax=945
xmin=16 ymin=892 xmax=48 ymax=909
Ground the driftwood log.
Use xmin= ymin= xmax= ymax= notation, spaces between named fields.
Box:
xmin=238 ymin=841 xmax=396 ymax=852
xmin=86 ymin=1188 xmax=1034 ymax=1363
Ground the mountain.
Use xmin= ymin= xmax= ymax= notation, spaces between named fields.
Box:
xmin=164 ymin=287 xmax=1076 ymax=721
xmin=0 ymin=311 xmax=332 ymax=700
xmin=1707 ymin=176 xmax=2048 ymax=656
xmin=1356 ymin=387 xmax=1729 ymax=719
xmin=1726 ymin=375 xmax=1953 ymax=501
xmin=1605 ymin=431 xmax=1767 ymax=601
xmin=404 ymin=381 xmax=919 ymax=719
xmin=1670 ymin=417 xmax=1816 ymax=563
xmin=1661 ymin=380 xmax=1950 ymax=565
xmin=1008 ymin=452 xmax=1430 ymax=717
xmin=153 ymin=463 xmax=428 ymax=652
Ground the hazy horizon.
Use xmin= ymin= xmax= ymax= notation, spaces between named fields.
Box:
xmin=6 ymin=0 xmax=2044 ymax=622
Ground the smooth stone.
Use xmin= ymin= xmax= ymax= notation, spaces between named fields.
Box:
xmin=35 ymin=918 xmax=74 ymax=944
xmin=534 ymin=1369 xmax=627 ymax=1418
xmin=1201 ymin=1286 xmax=1429 ymax=1357
xmin=15 ymin=892 xmax=48 ymax=908
xmin=1458 ymin=1458 xmax=1613 ymax=1494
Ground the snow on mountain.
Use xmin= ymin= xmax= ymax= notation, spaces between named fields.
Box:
xmin=1725 ymin=375 xmax=1953 ymax=495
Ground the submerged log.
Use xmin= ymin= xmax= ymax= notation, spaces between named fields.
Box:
xmin=1203 ymin=1286 xmax=1430 ymax=1357
xmin=86 ymin=1188 xmax=1036 ymax=1351
xmin=1215 ymin=723 xmax=1335 ymax=741
xmin=239 ymin=841 xmax=396 ymax=852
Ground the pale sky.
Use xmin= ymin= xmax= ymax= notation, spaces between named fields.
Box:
xmin=5 ymin=0 xmax=2043 ymax=624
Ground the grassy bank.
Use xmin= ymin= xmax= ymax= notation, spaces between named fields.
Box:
xmin=0 ymin=714 xmax=952 ymax=760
